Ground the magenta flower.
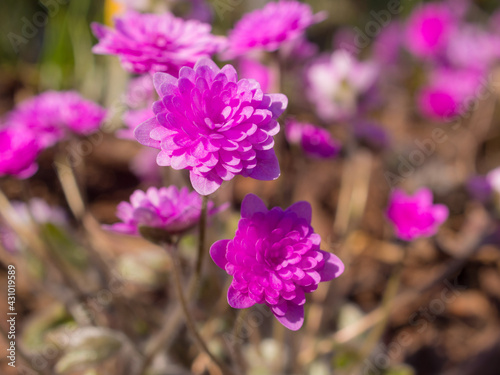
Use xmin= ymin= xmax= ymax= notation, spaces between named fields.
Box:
xmin=92 ymin=10 xmax=226 ymax=75
xmin=134 ymin=58 xmax=288 ymax=195
xmin=210 ymin=194 xmax=344 ymax=330
xmin=386 ymin=188 xmax=449 ymax=241
xmin=104 ymin=186 xmax=226 ymax=236
xmin=119 ymin=75 xmax=155 ymax=140
xmin=417 ymin=68 xmax=482 ymax=121
xmin=223 ymin=1 xmax=326 ymax=59
xmin=7 ymin=91 xmax=106 ymax=148
xmin=285 ymin=119 xmax=340 ymax=159
xmin=404 ymin=3 xmax=456 ymax=59
xmin=0 ymin=128 xmax=40 ymax=179
xmin=306 ymin=51 xmax=378 ymax=122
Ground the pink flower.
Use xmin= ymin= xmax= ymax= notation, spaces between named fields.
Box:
xmin=417 ymin=68 xmax=483 ymax=121
xmin=0 ymin=128 xmax=40 ymax=179
xmin=7 ymin=91 xmax=106 ymax=148
xmin=386 ymin=188 xmax=449 ymax=241
xmin=285 ymin=119 xmax=340 ymax=159
xmin=92 ymin=10 xmax=226 ymax=75
xmin=104 ymin=186 xmax=226 ymax=236
xmin=404 ymin=3 xmax=456 ymax=59
xmin=306 ymin=51 xmax=378 ymax=122
xmin=134 ymin=58 xmax=288 ymax=195
xmin=210 ymin=194 xmax=344 ymax=330
xmin=223 ymin=1 xmax=326 ymax=59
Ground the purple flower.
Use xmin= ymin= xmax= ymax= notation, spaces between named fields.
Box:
xmin=92 ymin=10 xmax=226 ymax=75
xmin=134 ymin=58 xmax=288 ymax=195
xmin=222 ymin=1 xmax=326 ymax=59
xmin=353 ymin=120 xmax=390 ymax=150
xmin=0 ymin=128 xmax=40 ymax=179
xmin=417 ymin=68 xmax=483 ymax=121
xmin=129 ymin=148 xmax=162 ymax=184
xmin=404 ymin=3 xmax=456 ymax=59
xmin=386 ymin=188 xmax=449 ymax=241
xmin=7 ymin=91 xmax=106 ymax=148
xmin=285 ymin=119 xmax=340 ymax=159
xmin=104 ymin=186 xmax=226 ymax=236
xmin=306 ymin=51 xmax=378 ymax=122
xmin=466 ymin=175 xmax=493 ymax=203
xmin=210 ymin=194 xmax=344 ymax=331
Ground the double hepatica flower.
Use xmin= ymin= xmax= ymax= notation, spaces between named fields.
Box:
xmin=135 ymin=58 xmax=288 ymax=195
xmin=386 ymin=188 xmax=449 ymax=241
xmin=210 ymin=194 xmax=344 ymax=330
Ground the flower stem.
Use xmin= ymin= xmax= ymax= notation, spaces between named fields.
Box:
xmin=170 ymin=246 xmax=234 ymax=375
xmin=359 ymin=248 xmax=407 ymax=358
xmin=194 ymin=195 xmax=209 ymax=287
xmin=231 ymin=309 xmax=249 ymax=374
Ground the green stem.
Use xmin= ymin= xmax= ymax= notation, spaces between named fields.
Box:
xmin=359 ymin=247 xmax=408 ymax=358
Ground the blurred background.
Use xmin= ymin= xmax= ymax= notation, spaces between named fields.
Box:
xmin=1 ymin=0 xmax=500 ymax=374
